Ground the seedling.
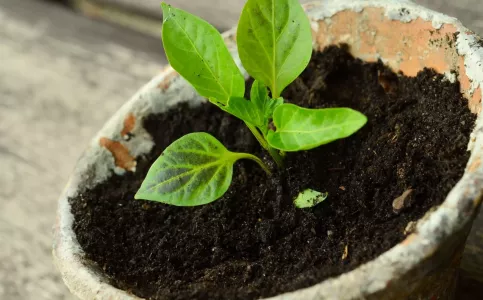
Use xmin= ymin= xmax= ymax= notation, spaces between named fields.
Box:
xmin=135 ymin=0 xmax=367 ymax=206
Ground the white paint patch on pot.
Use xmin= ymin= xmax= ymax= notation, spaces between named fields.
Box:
xmin=443 ymin=71 xmax=457 ymax=83
xmin=457 ymin=32 xmax=483 ymax=94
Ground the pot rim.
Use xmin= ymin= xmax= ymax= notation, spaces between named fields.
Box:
xmin=53 ymin=1 xmax=483 ymax=299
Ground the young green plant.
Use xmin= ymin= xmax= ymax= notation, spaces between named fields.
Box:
xmin=135 ymin=0 xmax=367 ymax=207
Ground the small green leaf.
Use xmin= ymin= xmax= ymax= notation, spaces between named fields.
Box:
xmin=135 ymin=132 xmax=269 ymax=206
xmin=265 ymin=98 xmax=283 ymax=119
xmin=161 ymin=3 xmax=244 ymax=104
xmin=226 ymin=97 xmax=264 ymax=128
xmin=294 ymin=189 xmax=328 ymax=208
xmin=250 ymin=80 xmax=270 ymax=115
xmin=213 ymin=83 xmax=283 ymax=135
xmin=237 ymin=0 xmax=312 ymax=98
xmin=250 ymin=80 xmax=283 ymax=119
xmin=267 ymin=104 xmax=367 ymax=151
xmin=249 ymin=80 xmax=283 ymax=134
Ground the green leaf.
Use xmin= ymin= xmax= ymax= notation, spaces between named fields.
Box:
xmin=237 ymin=0 xmax=312 ymax=98
xmin=214 ymin=82 xmax=283 ymax=134
xmin=226 ymin=97 xmax=264 ymax=128
xmin=250 ymin=80 xmax=283 ymax=119
xmin=161 ymin=3 xmax=244 ymax=104
xmin=135 ymin=132 xmax=269 ymax=206
xmin=267 ymin=104 xmax=367 ymax=151
xmin=248 ymin=80 xmax=283 ymax=134
xmin=294 ymin=189 xmax=328 ymax=208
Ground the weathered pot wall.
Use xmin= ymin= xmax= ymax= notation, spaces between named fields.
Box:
xmin=308 ymin=2 xmax=483 ymax=113
xmin=53 ymin=0 xmax=483 ymax=299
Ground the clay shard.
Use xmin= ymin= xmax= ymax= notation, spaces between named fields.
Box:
xmin=99 ymin=137 xmax=137 ymax=172
xmin=392 ymin=188 xmax=414 ymax=214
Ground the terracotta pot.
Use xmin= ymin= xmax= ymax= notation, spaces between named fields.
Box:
xmin=53 ymin=0 xmax=483 ymax=299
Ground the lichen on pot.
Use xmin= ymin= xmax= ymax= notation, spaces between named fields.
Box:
xmin=53 ymin=1 xmax=483 ymax=300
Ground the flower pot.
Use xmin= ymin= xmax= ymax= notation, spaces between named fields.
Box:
xmin=53 ymin=0 xmax=483 ymax=299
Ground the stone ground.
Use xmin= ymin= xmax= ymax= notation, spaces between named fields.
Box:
xmin=0 ymin=0 xmax=482 ymax=299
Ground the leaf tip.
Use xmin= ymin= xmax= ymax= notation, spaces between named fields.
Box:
xmin=355 ymin=110 xmax=369 ymax=127
xmin=161 ymin=2 xmax=173 ymax=22
xmin=133 ymin=191 xmax=144 ymax=200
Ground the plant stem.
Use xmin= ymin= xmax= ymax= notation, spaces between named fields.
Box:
xmin=246 ymin=123 xmax=283 ymax=168
xmin=246 ymin=123 xmax=268 ymax=150
xmin=235 ymin=153 xmax=272 ymax=175
xmin=267 ymin=146 xmax=284 ymax=168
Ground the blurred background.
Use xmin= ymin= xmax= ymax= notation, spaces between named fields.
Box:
xmin=0 ymin=0 xmax=482 ymax=299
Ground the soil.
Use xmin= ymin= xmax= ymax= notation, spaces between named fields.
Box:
xmin=70 ymin=45 xmax=476 ymax=300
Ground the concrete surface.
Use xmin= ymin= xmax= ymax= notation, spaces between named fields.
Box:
xmin=0 ymin=0 xmax=482 ymax=299
xmin=0 ymin=0 xmax=164 ymax=299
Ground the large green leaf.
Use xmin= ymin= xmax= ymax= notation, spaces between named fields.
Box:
xmin=237 ymin=0 xmax=312 ymax=98
xmin=161 ymin=3 xmax=244 ymax=104
xmin=267 ymin=104 xmax=367 ymax=151
xmin=135 ymin=132 xmax=269 ymax=206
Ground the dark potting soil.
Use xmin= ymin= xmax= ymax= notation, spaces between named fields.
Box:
xmin=70 ymin=45 xmax=476 ymax=300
